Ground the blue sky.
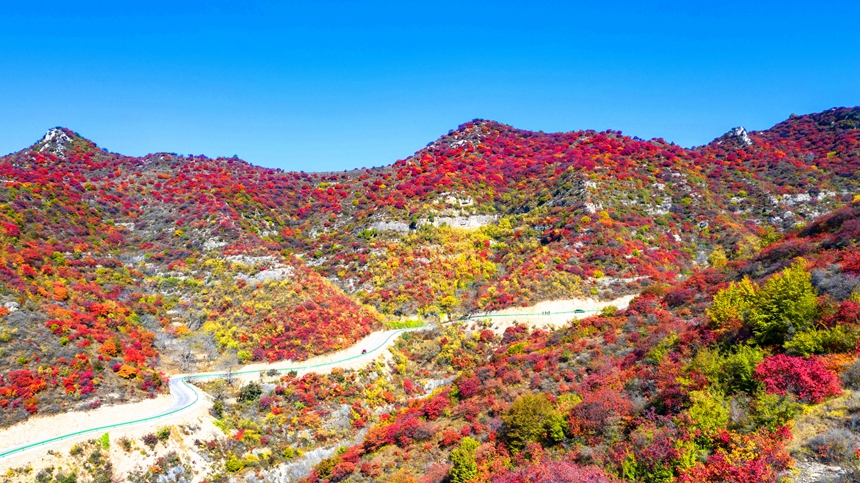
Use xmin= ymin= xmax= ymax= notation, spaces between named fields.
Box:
xmin=1 ymin=1 xmax=858 ymax=171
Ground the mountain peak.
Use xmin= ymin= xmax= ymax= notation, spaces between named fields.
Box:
xmin=29 ymin=127 xmax=105 ymax=157
xmin=35 ymin=127 xmax=76 ymax=153
xmin=730 ymin=126 xmax=753 ymax=146
xmin=711 ymin=125 xmax=754 ymax=148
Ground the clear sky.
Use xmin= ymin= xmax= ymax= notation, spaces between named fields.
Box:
xmin=1 ymin=1 xmax=858 ymax=171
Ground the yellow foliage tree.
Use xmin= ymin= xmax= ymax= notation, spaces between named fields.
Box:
xmin=707 ymin=277 xmax=757 ymax=330
xmin=116 ymin=364 xmax=137 ymax=379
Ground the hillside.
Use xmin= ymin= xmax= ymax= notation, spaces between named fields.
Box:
xmin=0 ymin=107 xmax=858 ymax=428
xmin=295 ymin=199 xmax=860 ymax=483
xmin=9 ymin=195 xmax=859 ymax=483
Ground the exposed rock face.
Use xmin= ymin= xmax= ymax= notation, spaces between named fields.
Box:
xmin=714 ymin=125 xmax=754 ymax=147
xmin=36 ymin=127 xmax=75 ymax=153
xmin=429 ymin=214 xmax=497 ymax=229
xmin=368 ymin=220 xmax=410 ymax=233
xmin=790 ymin=461 xmax=850 ymax=483
xmin=731 ymin=126 xmax=753 ymax=146
xmin=369 ymin=215 xmax=498 ymax=233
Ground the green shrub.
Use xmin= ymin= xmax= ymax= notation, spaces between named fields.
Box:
xmin=315 ymin=455 xmax=338 ymax=479
xmin=748 ymin=260 xmax=818 ymax=345
xmin=687 ymin=390 xmax=729 ymax=433
xmin=507 ymin=342 xmax=526 ymax=355
xmin=646 ymin=332 xmax=679 ymax=364
xmin=708 ymin=245 xmax=728 ymax=268
xmin=718 ymin=345 xmax=765 ymax=394
xmin=707 ymin=277 xmax=757 ymax=328
xmin=239 ymin=382 xmax=263 ymax=402
xmin=691 ymin=345 xmax=767 ymax=395
xmin=784 ymin=325 xmax=859 ymax=356
xmin=225 ymin=456 xmax=245 ymax=473
xmin=750 ymin=391 xmax=801 ymax=431
xmin=156 ymin=426 xmax=171 ymax=442
xmin=99 ymin=433 xmax=109 ymax=450
xmin=545 ymin=411 xmax=567 ymax=443
xmin=0 ymin=328 xmax=13 ymax=343
xmin=211 ymin=400 xmax=224 ymax=418
xmin=56 ymin=472 xmax=77 ymax=483
xmin=450 ymin=436 xmax=479 ymax=483
xmin=689 ymin=347 xmax=722 ymax=382
xmin=385 ymin=319 xmax=425 ymax=329
xmin=502 ymin=393 xmax=556 ymax=451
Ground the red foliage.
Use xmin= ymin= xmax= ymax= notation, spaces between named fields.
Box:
xmin=386 ymin=414 xmax=423 ymax=447
xmin=329 ymin=461 xmax=356 ymax=482
xmin=492 ymin=460 xmax=618 ymax=483
xmin=423 ymin=391 xmax=450 ymax=420
xmin=457 ymin=376 xmax=481 ymax=399
xmin=362 ymin=424 xmax=389 ymax=452
xmin=569 ymin=388 xmax=634 ymax=440
xmin=755 ymin=355 xmax=842 ymax=403
xmin=679 ymin=428 xmax=793 ymax=483
xmin=438 ymin=429 xmax=462 ymax=447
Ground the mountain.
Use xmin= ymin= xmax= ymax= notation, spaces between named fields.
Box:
xmin=0 ymin=108 xmax=858 ymax=428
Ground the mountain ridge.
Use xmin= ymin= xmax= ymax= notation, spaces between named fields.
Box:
xmin=26 ymin=106 xmax=859 ymax=171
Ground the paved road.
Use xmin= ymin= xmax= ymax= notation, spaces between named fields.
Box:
xmin=0 ymin=305 xmax=609 ymax=461
xmin=166 ymin=377 xmax=197 ymax=414
xmin=0 ymin=328 xmax=415 ymax=461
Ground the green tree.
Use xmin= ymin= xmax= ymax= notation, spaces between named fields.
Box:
xmin=719 ymin=345 xmax=765 ymax=394
xmin=707 ymin=277 xmax=757 ymax=328
xmin=749 ymin=260 xmax=818 ymax=345
xmin=450 ymin=436 xmax=479 ymax=483
xmin=502 ymin=393 xmax=555 ymax=451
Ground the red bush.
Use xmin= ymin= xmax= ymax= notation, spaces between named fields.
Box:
xmin=439 ymin=429 xmax=462 ymax=447
xmin=423 ymin=391 xmax=450 ymax=420
xmin=570 ymin=388 xmax=633 ymax=439
xmin=492 ymin=460 xmax=618 ymax=483
xmin=330 ymin=461 xmax=356 ymax=482
xmin=755 ymin=355 xmax=842 ymax=403
xmin=457 ymin=376 xmax=481 ymax=399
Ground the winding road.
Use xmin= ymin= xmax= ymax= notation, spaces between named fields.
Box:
xmin=0 ymin=299 xmax=624 ymax=464
xmin=0 ymin=328 xmax=415 ymax=462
